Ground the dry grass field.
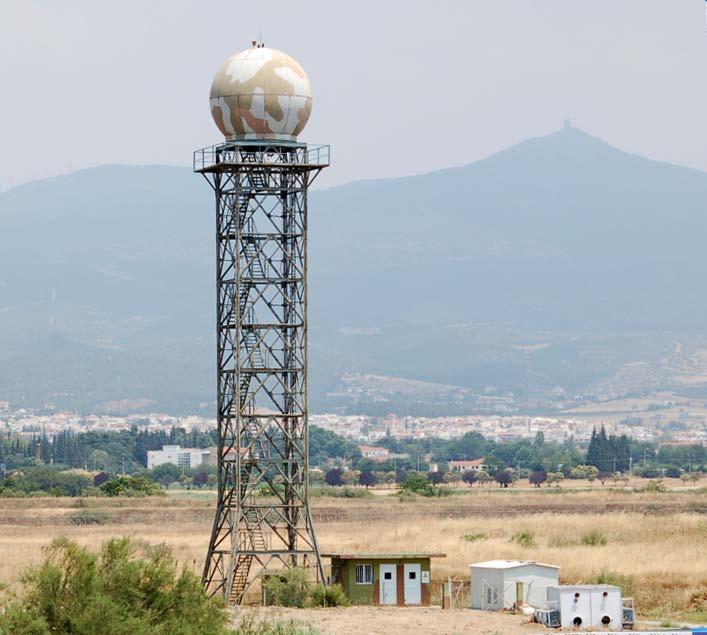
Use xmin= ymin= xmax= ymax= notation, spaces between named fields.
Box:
xmin=0 ymin=487 xmax=705 ymax=632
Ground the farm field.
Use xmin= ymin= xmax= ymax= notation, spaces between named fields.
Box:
xmin=0 ymin=487 xmax=705 ymax=632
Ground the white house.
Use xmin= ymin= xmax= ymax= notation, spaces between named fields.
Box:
xmin=470 ymin=560 xmax=559 ymax=610
xmin=546 ymin=585 xmax=622 ymax=629
xmin=358 ymin=445 xmax=390 ymax=462
xmin=147 ymin=445 xmax=211 ymax=469
xmin=448 ymin=458 xmax=485 ymax=473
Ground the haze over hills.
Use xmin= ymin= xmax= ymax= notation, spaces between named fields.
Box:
xmin=1 ymin=124 xmax=707 ymax=414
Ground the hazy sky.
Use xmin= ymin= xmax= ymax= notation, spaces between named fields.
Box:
xmin=1 ymin=0 xmax=706 ymax=190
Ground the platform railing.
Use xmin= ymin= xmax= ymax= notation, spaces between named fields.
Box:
xmin=194 ymin=141 xmax=330 ymax=172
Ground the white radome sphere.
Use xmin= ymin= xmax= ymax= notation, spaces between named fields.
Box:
xmin=210 ymin=46 xmax=312 ymax=142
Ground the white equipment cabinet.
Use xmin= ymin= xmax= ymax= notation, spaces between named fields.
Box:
xmin=546 ymin=584 xmax=622 ymax=629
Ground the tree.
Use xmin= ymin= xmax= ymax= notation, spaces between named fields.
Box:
xmin=380 ymin=471 xmax=396 ymax=489
xmin=461 ymin=471 xmax=477 ymax=487
xmin=401 ymin=472 xmax=435 ymax=496
xmin=342 ymin=469 xmax=360 ymax=486
xmin=476 ymin=470 xmax=491 ymax=487
xmin=149 ymin=463 xmax=181 ymax=488
xmin=358 ymin=470 xmax=377 ymax=489
xmin=529 ymin=470 xmax=547 ymax=487
xmin=495 ymin=470 xmax=513 ymax=488
xmin=325 ymin=468 xmax=344 ymax=487
xmin=547 ymin=472 xmax=564 ymax=488
xmin=664 ymin=466 xmax=681 ymax=479
xmin=193 ymin=472 xmax=209 ymax=489
xmin=427 ymin=471 xmax=445 ymax=485
xmin=88 ymin=449 xmax=111 ymax=471
xmin=483 ymin=456 xmax=506 ymax=477
xmin=93 ymin=471 xmax=110 ymax=487
xmin=597 ymin=470 xmax=611 ymax=486
xmin=533 ymin=430 xmax=545 ymax=448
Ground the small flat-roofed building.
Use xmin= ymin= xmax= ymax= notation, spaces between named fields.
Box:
xmin=448 ymin=458 xmax=485 ymax=473
xmin=146 ymin=445 xmax=211 ymax=470
xmin=470 ymin=560 xmax=559 ymax=610
xmin=358 ymin=445 xmax=390 ymax=461
xmin=323 ymin=553 xmax=445 ymax=606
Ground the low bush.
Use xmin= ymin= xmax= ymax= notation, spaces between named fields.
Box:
xmin=264 ymin=568 xmax=311 ymax=608
xmin=510 ymin=530 xmax=535 ymax=548
xmin=69 ymin=510 xmax=112 ymax=526
xmin=462 ymin=532 xmax=488 ymax=543
xmin=580 ymin=530 xmax=608 ymax=546
xmin=0 ymin=467 xmax=93 ymax=497
xmin=594 ymin=569 xmax=635 ymax=596
xmin=309 ymin=584 xmax=349 ymax=607
xmin=100 ymin=475 xmax=161 ymax=497
xmin=264 ymin=569 xmax=350 ymax=609
xmin=637 ymin=479 xmax=667 ymax=493
xmin=396 ymin=490 xmax=418 ymax=502
xmin=0 ymin=536 xmax=232 ymax=634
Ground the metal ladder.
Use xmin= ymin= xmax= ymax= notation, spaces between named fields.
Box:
xmin=228 ymin=508 xmax=267 ymax=604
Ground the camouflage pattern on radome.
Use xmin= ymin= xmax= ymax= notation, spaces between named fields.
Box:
xmin=210 ymin=46 xmax=312 ymax=141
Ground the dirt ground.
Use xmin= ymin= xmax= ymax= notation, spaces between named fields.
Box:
xmin=232 ymin=606 xmax=552 ymax=635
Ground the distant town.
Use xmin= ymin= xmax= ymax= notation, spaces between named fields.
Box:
xmin=2 ymin=393 xmax=706 ymax=447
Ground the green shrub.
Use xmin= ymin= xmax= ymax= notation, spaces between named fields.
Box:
xmin=263 ymin=569 xmax=350 ymax=609
xmin=594 ymin=569 xmax=635 ymax=596
xmin=79 ymin=486 xmax=105 ymax=497
xmin=401 ymin=472 xmax=435 ymax=497
xmin=100 ymin=475 xmax=161 ymax=497
xmin=580 ymin=530 xmax=608 ymax=546
xmin=264 ymin=568 xmax=311 ymax=608
xmin=0 ymin=467 xmax=93 ymax=497
xmin=462 ymin=532 xmax=488 ymax=543
xmin=510 ymin=530 xmax=535 ymax=548
xmin=0 ymin=536 xmax=231 ymax=634
xmin=639 ymin=479 xmax=667 ymax=493
xmin=308 ymin=584 xmax=349 ymax=607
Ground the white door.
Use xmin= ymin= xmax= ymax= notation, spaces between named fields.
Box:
xmin=380 ymin=564 xmax=397 ymax=605
xmin=403 ymin=563 xmax=421 ymax=605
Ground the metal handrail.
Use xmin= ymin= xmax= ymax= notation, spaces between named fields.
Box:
xmin=193 ymin=141 xmax=330 ymax=172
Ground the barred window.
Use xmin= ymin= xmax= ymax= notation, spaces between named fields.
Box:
xmin=355 ymin=564 xmax=373 ymax=584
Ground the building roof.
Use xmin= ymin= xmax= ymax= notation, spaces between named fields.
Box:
xmin=359 ymin=445 xmax=389 ymax=453
xmin=322 ymin=552 xmax=446 ymax=560
xmin=449 ymin=458 xmax=484 ymax=465
xmin=549 ymin=584 xmax=620 ymax=590
xmin=470 ymin=559 xmax=559 ymax=570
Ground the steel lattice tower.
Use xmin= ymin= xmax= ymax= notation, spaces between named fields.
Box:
xmin=194 ymin=140 xmax=329 ymax=604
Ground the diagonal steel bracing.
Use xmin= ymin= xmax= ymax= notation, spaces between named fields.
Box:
xmin=195 ymin=141 xmax=329 ymax=604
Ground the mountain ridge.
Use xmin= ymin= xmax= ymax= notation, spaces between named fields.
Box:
xmin=1 ymin=126 xmax=706 ymax=413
